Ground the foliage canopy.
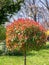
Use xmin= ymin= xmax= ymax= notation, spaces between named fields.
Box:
xmin=6 ymin=18 xmax=46 ymax=52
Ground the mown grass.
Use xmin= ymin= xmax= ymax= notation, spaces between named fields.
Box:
xmin=0 ymin=42 xmax=49 ymax=65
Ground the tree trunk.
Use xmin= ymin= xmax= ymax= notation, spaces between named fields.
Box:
xmin=33 ymin=0 xmax=37 ymax=22
xmin=34 ymin=14 xmax=36 ymax=21
xmin=24 ymin=50 xmax=26 ymax=65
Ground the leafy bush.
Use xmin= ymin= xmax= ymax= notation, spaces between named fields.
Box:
xmin=0 ymin=41 xmax=6 ymax=55
xmin=0 ymin=25 xmax=6 ymax=42
xmin=0 ymin=50 xmax=3 ymax=55
xmin=6 ymin=18 xmax=46 ymax=52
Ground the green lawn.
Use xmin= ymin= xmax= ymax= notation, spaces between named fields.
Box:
xmin=0 ymin=42 xmax=49 ymax=65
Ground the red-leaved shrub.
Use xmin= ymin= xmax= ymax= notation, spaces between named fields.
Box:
xmin=6 ymin=18 xmax=46 ymax=51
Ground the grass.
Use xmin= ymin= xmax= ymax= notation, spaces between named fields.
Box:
xmin=0 ymin=42 xmax=49 ymax=65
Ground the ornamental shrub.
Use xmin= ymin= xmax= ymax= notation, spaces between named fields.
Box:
xmin=6 ymin=18 xmax=46 ymax=51
xmin=6 ymin=18 xmax=46 ymax=65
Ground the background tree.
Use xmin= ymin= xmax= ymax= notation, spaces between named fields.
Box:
xmin=0 ymin=0 xmax=24 ymax=24
xmin=39 ymin=0 xmax=49 ymax=30
xmin=17 ymin=0 xmax=49 ymax=30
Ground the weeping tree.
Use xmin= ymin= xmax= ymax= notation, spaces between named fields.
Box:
xmin=0 ymin=0 xmax=24 ymax=24
xmin=6 ymin=18 xmax=46 ymax=65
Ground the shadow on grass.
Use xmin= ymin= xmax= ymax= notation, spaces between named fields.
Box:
xmin=4 ymin=50 xmax=37 ymax=56
xmin=6 ymin=51 xmax=37 ymax=56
